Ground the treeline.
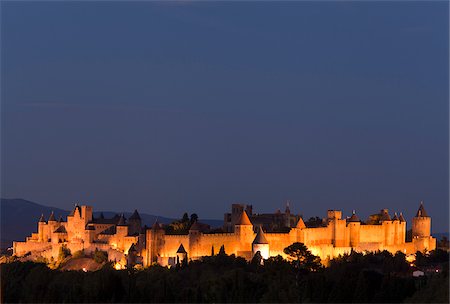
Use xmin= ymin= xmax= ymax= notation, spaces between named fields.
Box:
xmin=1 ymin=250 xmax=448 ymax=303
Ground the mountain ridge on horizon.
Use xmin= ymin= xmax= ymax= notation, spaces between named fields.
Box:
xmin=0 ymin=198 xmax=223 ymax=249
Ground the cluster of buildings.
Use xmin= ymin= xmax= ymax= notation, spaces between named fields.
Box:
xmin=13 ymin=202 xmax=436 ymax=268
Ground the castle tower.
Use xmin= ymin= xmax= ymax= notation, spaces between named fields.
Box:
xmin=234 ymin=210 xmax=254 ymax=256
xmin=85 ymin=224 xmax=95 ymax=244
xmin=284 ymin=201 xmax=291 ymax=227
xmin=81 ymin=206 xmax=93 ymax=225
xmin=381 ymin=209 xmax=394 ymax=246
xmin=116 ymin=214 xmax=129 ymax=237
xmin=328 ymin=210 xmax=346 ymax=247
xmin=128 ymin=209 xmax=142 ymax=236
xmin=412 ymin=201 xmax=431 ymax=238
xmin=48 ymin=211 xmax=58 ymax=233
xmin=38 ymin=214 xmax=46 ymax=242
xmin=252 ymin=226 xmax=269 ymax=259
xmin=146 ymin=220 xmax=165 ymax=266
xmin=293 ymin=217 xmax=306 ymax=243
xmin=392 ymin=212 xmax=400 ymax=244
xmin=126 ymin=243 xmax=138 ymax=267
xmin=412 ymin=201 xmax=435 ymax=252
xmin=176 ymin=243 xmax=188 ymax=265
xmin=399 ymin=212 xmax=406 ymax=243
xmin=347 ymin=210 xmax=361 ymax=248
xmin=189 ymin=221 xmax=202 ymax=259
xmin=235 ymin=211 xmax=253 ymax=236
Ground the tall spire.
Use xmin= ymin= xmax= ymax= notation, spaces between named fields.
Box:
xmin=39 ymin=213 xmax=46 ymax=223
xmin=48 ymin=211 xmax=55 ymax=222
xmin=392 ymin=212 xmax=399 ymax=221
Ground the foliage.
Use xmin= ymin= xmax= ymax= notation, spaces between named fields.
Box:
xmin=305 ymin=216 xmax=323 ymax=228
xmin=93 ymin=249 xmax=108 ymax=264
xmin=2 ymin=250 xmax=448 ymax=303
xmin=58 ymin=245 xmax=71 ymax=261
xmin=283 ymin=242 xmax=322 ymax=272
xmin=165 ymin=212 xmax=199 ymax=234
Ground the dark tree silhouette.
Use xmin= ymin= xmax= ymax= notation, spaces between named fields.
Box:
xmin=283 ymin=242 xmax=321 ymax=271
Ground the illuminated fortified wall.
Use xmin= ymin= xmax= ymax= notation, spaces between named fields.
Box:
xmin=144 ymin=202 xmax=436 ymax=267
xmin=13 ymin=202 xmax=436 ymax=268
xmin=13 ymin=205 xmax=145 ymax=268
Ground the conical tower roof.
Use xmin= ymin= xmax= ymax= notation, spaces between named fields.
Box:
xmin=392 ymin=212 xmax=399 ymax=221
xmin=415 ymin=201 xmax=429 ymax=217
xmin=236 ymin=210 xmax=252 ymax=226
xmin=399 ymin=212 xmax=406 ymax=222
xmin=253 ymin=226 xmax=268 ymax=244
xmin=58 ymin=215 xmax=64 ymax=223
xmin=296 ymin=217 xmax=306 ymax=229
xmin=117 ymin=214 xmax=127 ymax=226
xmin=348 ymin=210 xmax=360 ymax=222
xmin=48 ymin=211 xmax=56 ymax=222
xmin=129 ymin=209 xmax=141 ymax=220
xmin=39 ymin=214 xmax=46 ymax=222
xmin=177 ymin=243 xmax=187 ymax=254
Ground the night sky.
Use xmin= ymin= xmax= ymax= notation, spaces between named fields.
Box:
xmin=1 ymin=2 xmax=448 ymax=232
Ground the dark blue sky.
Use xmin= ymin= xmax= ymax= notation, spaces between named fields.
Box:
xmin=1 ymin=2 xmax=448 ymax=232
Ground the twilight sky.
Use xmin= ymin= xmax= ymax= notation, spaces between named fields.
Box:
xmin=1 ymin=2 xmax=448 ymax=232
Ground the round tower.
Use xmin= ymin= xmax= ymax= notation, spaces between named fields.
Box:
xmin=176 ymin=243 xmax=188 ymax=266
xmin=146 ymin=220 xmax=165 ymax=265
xmin=252 ymin=226 xmax=269 ymax=259
xmin=347 ymin=210 xmax=361 ymax=248
xmin=116 ymin=214 xmax=129 ymax=237
xmin=38 ymin=214 xmax=46 ymax=242
xmin=189 ymin=221 xmax=202 ymax=259
xmin=412 ymin=201 xmax=431 ymax=238
xmin=128 ymin=209 xmax=142 ymax=236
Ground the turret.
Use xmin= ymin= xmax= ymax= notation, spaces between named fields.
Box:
xmin=188 ymin=221 xmax=202 ymax=259
xmin=252 ymin=226 xmax=269 ymax=259
xmin=47 ymin=211 xmax=58 ymax=239
xmin=234 ymin=211 xmax=254 ymax=254
xmin=176 ymin=244 xmax=188 ymax=265
xmin=38 ymin=214 xmax=46 ymax=242
xmin=392 ymin=212 xmax=400 ymax=244
xmin=235 ymin=210 xmax=253 ymax=236
xmin=412 ymin=201 xmax=431 ymax=238
xmin=128 ymin=209 xmax=142 ymax=236
xmin=126 ymin=243 xmax=138 ymax=267
xmin=146 ymin=220 xmax=165 ymax=265
xmin=381 ymin=209 xmax=394 ymax=246
xmin=85 ymin=224 xmax=95 ymax=243
xmin=347 ymin=210 xmax=361 ymax=247
xmin=116 ymin=214 xmax=129 ymax=237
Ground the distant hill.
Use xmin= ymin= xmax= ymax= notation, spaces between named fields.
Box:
xmin=0 ymin=198 xmax=222 ymax=249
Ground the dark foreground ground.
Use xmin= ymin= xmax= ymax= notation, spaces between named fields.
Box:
xmin=1 ymin=250 xmax=448 ymax=303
